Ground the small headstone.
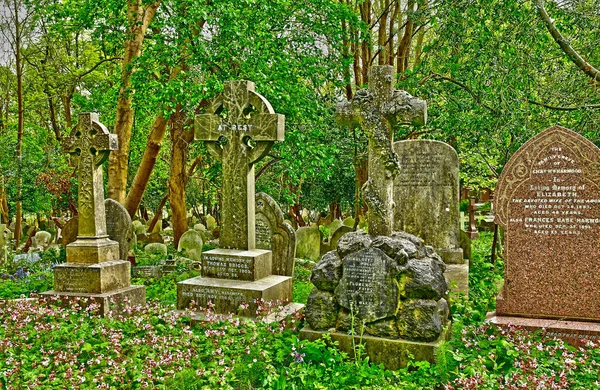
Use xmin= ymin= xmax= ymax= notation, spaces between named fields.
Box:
xmin=342 ymin=217 xmax=355 ymax=227
xmin=194 ymin=223 xmax=206 ymax=232
xmin=105 ymin=199 xmax=133 ymax=260
xmin=295 ymin=225 xmax=321 ymax=261
xmin=489 ymin=126 xmax=600 ymax=345
xmin=326 ymin=220 xmax=343 ymax=239
xmin=393 ymin=139 xmax=463 ymax=264
xmin=33 ymin=231 xmax=52 ymax=250
xmin=177 ymin=229 xmax=203 ymax=261
xmin=132 ymin=220 xmax=146 ymax=235
xmin=132 ymin=265 xmax=162 ymax=279
xmin=144 ymin=242 xmax=168 ymax=256
xmin=61 ymin=217 xmax=79 ymax=246
xmin=255 ymin=192 xmax=296 ymax=276
xmin=205 ymin=215 xmax=217 ymax=231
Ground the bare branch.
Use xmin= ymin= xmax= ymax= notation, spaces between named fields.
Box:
xmin=527 ymin=99 xmax=600 ymax=111
xmin=420 ymin=72 xmax=498 ymax=114
xmin=535 ymin=0 xmax=600 ymax=81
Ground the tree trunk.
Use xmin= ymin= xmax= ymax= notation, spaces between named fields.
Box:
xmin=124 ymin=113 xmax=168 ymax=217
xmin=0 ymin=176 xmax=8 ymax=225
xmin=413 ymin=26 xmax=426 ymax=68
xmin=397 ymin=0 xmax=415 ymax=74
xmin=108 ymin=0 xmax=161 ymax=203
xmin=377 ymin=0 xmax=389 ymax=65
xmin=148 ymin=190 xmax=169 ymax=233
xmin=168 ymin=104 xmax=193 ymax=247
xmin=13 ymin=0 xmax=23 ymax=250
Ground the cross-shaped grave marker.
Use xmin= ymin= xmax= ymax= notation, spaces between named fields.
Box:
xmin=63 ymin=113 xmax=119 ymax=263
xmin=42 ymin=113 xmax=145 ymax=313
xmin=196 ymin=80 xmax=284 ymax=250
xmin=337 ymin=65 xmax=427 ymax=236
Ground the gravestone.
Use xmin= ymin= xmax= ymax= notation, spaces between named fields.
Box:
xmin=466 ymin=199 xmax=479 ymax=239
xmin=41 ymin=113 xmax=145 ymax=315
xmin=326 ymin=220 xmax=343 ymax=239
xmin=105 ymin=198 xmax=133 ymax=260
xmin=301 ymin=230 xmax=450 ymax=370
xmin=61 ymin=216 xmax=79 ymax=246
xmin=132 ymin=220 xmax=146 ymax=235
xmin=33 ymin=231 xmax=52 ymax=250
xmin=177 ymin=229 xmax=203 ymax=261
xmin=0 ymin=224 xmax=10 ymax=261
xmin=337 ymin=65 xmax=426 ymax=236
xmin=320 ymin=225 xmax=353 ymax=256
xmin=393 ymin=140 xmax=463 ymax=264
xmin=295 ymin=225 xmax=321 ymax=261
xmin=255 ymin=192 xmax=296 ymax=276
xmin=178 ymin=80 xmax=300 ymax=317
xmin=144 ymin=242 xmax=168 ymax=256
xmin=488 ymin=126 xmax=600 ymax=346
xmin=132 ymin=265 xmax=162 ymax=279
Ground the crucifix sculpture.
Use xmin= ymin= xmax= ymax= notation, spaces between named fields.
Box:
xmin=337 ymin=65 xmax=427 ymax=236
xmin=196 ymin=80 xmax=284 ymax=250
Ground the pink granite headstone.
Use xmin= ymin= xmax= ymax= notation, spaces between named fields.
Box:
xmin=489 ymin=126 xmax=600 ymax=344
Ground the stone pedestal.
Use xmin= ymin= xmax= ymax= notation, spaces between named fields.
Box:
xmin=486 ymin=313 xmax=600 ymax=347
xmin=177 ymin=248 xmax=293 ymax=316
xmin=41 ymin=286 xmax=146 ymax=316
xmin=299 ymin=324 xmax=451 ymax=370
xmin=444 ymin=263 xmax=469 ymax=296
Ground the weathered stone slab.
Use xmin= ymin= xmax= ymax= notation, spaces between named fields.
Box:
xmin=296 ymin=225 xmax=321 ymax=260
xmin=393 ymin=139 xmax=463 ymax=264
xmin=493 ymin=126 xmax=600 ymax=321
xmin=255 ymin=192 xmax=296 ymax=276
xmin=105 ymin=198 xmax=133 ymax=260
xmin=177 ymin=275 xmax=292 ymax=316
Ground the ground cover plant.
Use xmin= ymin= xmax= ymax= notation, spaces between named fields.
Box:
xmin=2 ymin=233 xmax=600 ymax=389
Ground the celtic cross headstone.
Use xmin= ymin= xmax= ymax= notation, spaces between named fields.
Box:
xmin=195 ymin=80 xmax=284 ymax=250
xmin=42 ymin=113 xmax=145 ymax=315
xmin=178 ymin=81 xmax=299 ymax=317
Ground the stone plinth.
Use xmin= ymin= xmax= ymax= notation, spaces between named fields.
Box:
xmin=486 ymin=312 xmax=600 ymax=347
xmin=177 ymin=274 xmax=292 ymax=316
xmin=53 ymin=260 xmax=131 ymax=293
xmin=201 ymin=248 xmax=272 ymax=281
xmin=444 ymin=263 xmax=469 ymax=296
xmin=41 ymin=285 xmax=146 ymax=316
xmin=299 ymin=324 xmax=450 ymax=370
xmin=66 ymin=237 xmax=120 ymax=264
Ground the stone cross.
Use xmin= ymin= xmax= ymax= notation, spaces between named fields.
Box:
xmin=336 ymin=66 xmax=427 ymax=236
xmin=196 ymin=81 xmax=284 ymax=249
xmin=466 ymin=198 xmax=479 ymax=239
xmin=64 ymin=113 xmax=118 ymax=239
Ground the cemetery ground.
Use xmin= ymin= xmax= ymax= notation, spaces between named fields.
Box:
xmin=1 ymin=233 xmax=599 ymax=389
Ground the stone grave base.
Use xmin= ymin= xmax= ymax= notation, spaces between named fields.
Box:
xmin=177 ymin=275 xmax=292 ymax=316
xmin=299 ymin=324 xmax=451 ymax=371
xmin=184 ymin=302 xmax=305 ymax=326
xmin=444 ymin=263 xmax=469 ymax=296
xmin=53 ymin=260 xmax=132 ymax=294
xmin=437 ymin=247 xmax=464 ymax=264
xmin=486 ymin=312 xmax=600 ymax=347
xmin=41 ymin=285 xmax=146 ymax=316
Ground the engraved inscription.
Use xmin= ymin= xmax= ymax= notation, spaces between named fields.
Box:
xmin=397 ymin=153 xmax=448 ymax=187
xmin=203 ymin=254 xmax=254 ymax=279
xmin=509 ymin=146 xmax=600 ymax=236
xmin=255 ymin=214 xmax=272 ymax=249
xmin=59 ymin=268 xmax=90 ymax=293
